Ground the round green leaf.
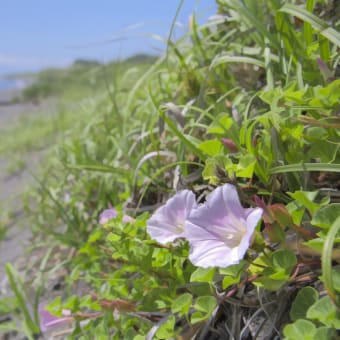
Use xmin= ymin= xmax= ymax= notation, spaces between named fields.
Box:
xmin=283 ymin=319 xmax=316 ymax=340
xmin=307 ymin=296 xmax=340 ymax=328
xmin=314 ymin=327 xmax=335 ymax=340
xmin=311 ymin=204 xmax=340 ymax=229
xmin=290 ymin=287 xmax=318 ymax=321
xmin=194 ymin=296 xmax=216 ymax=314
xmin=171 ymin=293 xmax=192 ymax=316
xmin=190 ymin=267 xmax=215 ymax=283
xmin=271 ymin=249 xmax=297 ymax=273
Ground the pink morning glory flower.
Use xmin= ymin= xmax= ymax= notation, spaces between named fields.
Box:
xmin=146 ymin=190 xmax=197 ymax=244
xmin=39 ymin=304 xmax=73 ymax=332
xmin=185 ymin=184 xmax=263 ymax=268
xmin=99 ymin=208 xmax=134 ymax=224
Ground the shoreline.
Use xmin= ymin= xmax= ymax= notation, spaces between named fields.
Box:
xmin=0 ymin=87 xmax=22 ymax=105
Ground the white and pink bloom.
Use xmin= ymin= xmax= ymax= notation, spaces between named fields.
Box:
xmin=185 ymin=184 xmax=263 ymax=268
xmin=146 ymin=184 xmax=263 ymax=268
xmin=146 ymin=190 xmax=197 ymax=244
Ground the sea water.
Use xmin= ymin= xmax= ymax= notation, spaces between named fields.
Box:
xmin=0 ymin=78 xmax=26 ymax=91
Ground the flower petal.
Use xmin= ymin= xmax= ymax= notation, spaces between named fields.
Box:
xmin=99 ymin=208 xmax=117 ymax=224
xmin=185 ymin=184 xmax=247 ymax=242
xmin=147 ymin=190 xmax=197 ymax=244
xmin=189 ymin=240 xmax=242 ymax=268
xmin=99 ymin=208 xmax=134 ymax=224
xmin=39 ymin=304 xmax=72 ymax=332
xmin=185 ymin=184 xmax=263 ymax=268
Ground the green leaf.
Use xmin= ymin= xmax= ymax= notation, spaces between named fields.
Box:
xmin=62 ymin=295 xmax=79 ymax=311
xmin=202 ymin=158 xmax=219 ymax=185
xmin=311 ymin=204 xmax=340 ymax=229
xmin=259 ymin=88 xmax=283 ymax=105
xmin=198 ymin=139 xmax=223 ymax=157
xmin=303 ymin=238 xmax=324 ymax=253
xmin=0 ymin=321 xmax=18 ymax=333
xmin=88 ymin=229 xmax=103 ymax=243
xmin=288 ymin=191 xmax=323 ymax=215
xmin=283 ymin=319 xmax=316 ymax=340
xmin=190 ymin=267 xmax=215 ymax=283
xmin=222 ymin=276 xmax=240 ymax=289
xmin=219 ymin=261 xmax=247 ymax=289
xmin=134 ymin=336 xmax=146 ymax=340
xmin=191 ymin=295 xmax=217 ymax=324
xmin=254 ymin=275 xmax=286 ymax=291
xmin=155 ymin=315 xmax=175 ymax=339
xmin=194 ymin=296 xmax=216 ymax=314
xmin=290 ymin=287 xmax=319 ymax=321
xmin=202 ymin=155 xmax=227 ymax=185
xmin=190 ymin=311 xmax=207 ymax=324
xmin=171 ymin=293 xmax=192 ymax=316
xmin=207 ymin=115 xmax=233 ymax=134
xmin=307 ymin=296 xmax=340 ymax=328
xmin=309 ymin=81 xmax=340 ymax=108
xmin=286 ymin=201 xmax=305 ymax=225
xmin=314 ymin=327 xmax=335 ymax=339
xmin=269 ymin=268 xmax=289 ymax=281
xmin=271 ymin=249 xmax=297 ymax=273
xmin=0 ymin=297 xmax=19 ymax=314
xmin=236 ymin=154 xmax=256 ymax=178
xmin=331 ymin=269 xmax=340 ymax=293
xmin=152 ymin=248 xmax=171 ymax=267
xmin=249 ymin=254 xmax=270 ymax=274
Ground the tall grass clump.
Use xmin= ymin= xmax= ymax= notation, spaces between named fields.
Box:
xmin=2 ymin=0 xmax=340 ymax=338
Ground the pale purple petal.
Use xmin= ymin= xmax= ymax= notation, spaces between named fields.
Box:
xmin=99 ymin=208 xmax=134 ymax=224
xmin=186 ymin=184 xmax=246 ymax=242
xmin=185 ymin=184 xmax=263 ymax=268
xmin=122 ymin=215 xmax=134 ymax=223
xmin=189 ymin=240 xmax=242 ymax=268
xmin=99 ymin=208 xmax=117 ymax=224
xmin=147 ymin=190 xmax=197 ymax=244
xmin=39 ymin=304 xmax=73 ymax=332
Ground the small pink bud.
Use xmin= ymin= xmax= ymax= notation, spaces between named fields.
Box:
xmin=221 ymin=138 xmax=238 ymax=153
xmin=317 ymin=57 xmax=334 ymax=82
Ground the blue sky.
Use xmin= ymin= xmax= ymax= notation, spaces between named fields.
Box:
xmin=0 ymin=0 xmax=216 ymax=76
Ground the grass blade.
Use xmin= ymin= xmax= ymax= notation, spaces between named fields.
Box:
xmin=212 ymin=54 xmax=265 ymax=68
xmin=5 ymin=263 xmax=40 ymax=336
xmin=304 ymin=0 xmax=315 ymax=46
xmin=270 ymin=163 xmax=340 ymax=174
xmin=65 ymin=163 xmax=128 ymax=175
xmin=280 ymin=4 xmax=340 ymax=46
xmin=322 ymin=216 xmax=340 ymax=304
xmin=148 ymin=92 xmax=206 ymax=160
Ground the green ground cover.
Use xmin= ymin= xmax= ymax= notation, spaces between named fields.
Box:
xmin=1 ymin=0 xmax=340 ymax=339
xmin=0 ymin=55 xmax=157 ymax=156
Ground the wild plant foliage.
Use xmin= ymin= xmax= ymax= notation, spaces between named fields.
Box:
xmin=2 ymin=0 xmax=340 ymax=339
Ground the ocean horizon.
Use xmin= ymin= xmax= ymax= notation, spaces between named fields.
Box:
xmin=0 ymin=77 xmax=28 ymax=91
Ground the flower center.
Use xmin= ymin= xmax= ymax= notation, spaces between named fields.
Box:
xmin=175 ymin=222 xmax=185 ymax=234
xmin=223 ymin=217 xmax=247 ymax=246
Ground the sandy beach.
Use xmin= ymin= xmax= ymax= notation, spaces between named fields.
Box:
xmin=0 ymin=89 xmax=56 ymax=281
